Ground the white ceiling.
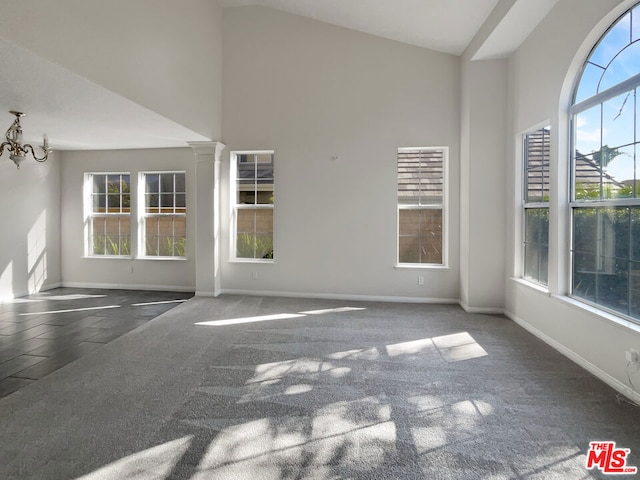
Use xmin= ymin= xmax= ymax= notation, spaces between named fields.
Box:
xmin=217 ymin=0 xmax=501 ymax=55
xmin=0 ymin=37 xmax=209 ymax=152
xmin=0 ymin=0 xmax=558 ymax=153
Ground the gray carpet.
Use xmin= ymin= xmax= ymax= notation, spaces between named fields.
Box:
xmin=0 ymin=295 xmax=638 ymax=479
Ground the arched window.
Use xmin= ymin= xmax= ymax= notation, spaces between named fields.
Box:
xmin=571 ymin=3 xmax=640 ymax=322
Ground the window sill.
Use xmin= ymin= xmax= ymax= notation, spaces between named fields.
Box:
xmin=510 ymin=277 xmax=550 ymax=295
xmin=553 ymin=294 xmax=640 ymax=334
xmin=229 ymin=258 xmax=275 ymax=264
xmin=83 ymin=255 xmax=132 ymax=260
xmin=137 ymin=256 xmax=187 ymax=261
xmin=510 ymin=277 xmax=640 ymax=333
xmin=394 ymin=264 xmax=449 ymax=270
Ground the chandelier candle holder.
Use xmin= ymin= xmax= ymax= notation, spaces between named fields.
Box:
xmin=0 ymin=111 xmax=51 ymax=169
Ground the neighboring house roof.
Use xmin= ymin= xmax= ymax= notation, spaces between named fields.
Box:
xmin=397 ymin=148 xmax=444 ymax=204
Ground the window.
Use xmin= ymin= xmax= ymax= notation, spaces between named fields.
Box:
xmin=86 ymin=173 xmax=131 ymax=256
xmin=231 ymin=151 xmax=274 ymax=261
xmin=140 ymin=172 xmax=186 ymax=258
xmin=571 ymin=3 xmax=640 ymax=321
xmin=523 ymin=127 xmax=550 ymax=285
xmin=397 ymin=147 xmax=446 ymax=265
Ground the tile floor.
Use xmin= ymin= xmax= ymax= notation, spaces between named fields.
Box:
xmin=0 ymin=287 xmax=193 ymax=398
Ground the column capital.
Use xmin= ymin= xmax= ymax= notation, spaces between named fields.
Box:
xmin=188 ymin=141 xmax=226 ymax=160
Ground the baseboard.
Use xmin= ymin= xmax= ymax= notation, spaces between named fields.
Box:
xmin=0 ymin=282 xmax=63 ymax=302
xmin=458 ymin=300 xmax=505 ymax=315
xmin=220 ymin=288 xmax=460 ymax=304
xmin=505 ymin=310 xmax=640 ymax=405
xmin=195 ymin=291 xmax=218 ymax=297
xmin=61 ymin=282 xmax=195 ymax=293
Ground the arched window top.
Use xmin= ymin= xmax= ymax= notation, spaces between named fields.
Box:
xmin=574 ymin=3 xmax=640 ymax=104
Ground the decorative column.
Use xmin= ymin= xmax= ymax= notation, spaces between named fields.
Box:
xmin=188 ymin=141 xmax=225 ymax=296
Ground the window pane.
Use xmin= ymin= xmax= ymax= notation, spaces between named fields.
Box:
xmin=573 ymin=208 xmax=598 ymax=255
xmin=174 ymin=217 xmax=186 ymax=237
xmin=397 ymin=149 xmax=444 ymax=206
xmin=575 ymin=62 xmax=604 ymax=104
xmin=146 ymin=174 xmax=159 ymax=194
xmin=107 ymin=175 xmax=122 ymax=194
xmin=141 ymin=172 xmax=187 ymax=258
xmin=574 ymin=105 xmax=602 ymax=200
xmin=573 ymin=252 xmax=597 ymax=302
xmin=159 ymin=237 xmax=174 ymax=256
xmin=256 ymin=190 xmax=274 ymax=205
xmin=160 ymin=174 xmax=174 ymax=193
xmin=525 ymin=128 xmax=550 ymax=203
xmin=256 ymin=153 xmax=273 ymax=163
xmin=524 ymin=244 xmax=540 ymax=283
xmin=631 ymin=261 xmax=640 ymax=318
xmin=596 ymin=258 xmax=629 ymax=313
xmin=146 ymin=236 xmax=159 ymax=256
xmin=589 ymin=11 xmax=631 ymax=70
xmin=524 ymin=209 xmax=549 ymax=285
xmin=146 ymin=194 xmax=159 ymax=214
xmin=145 ymin=217 xmax=159 ymax=236
xmin=573 ymin=207 xmax=635 ymax=317
xmin=235 ymin=208 xmax=273 ymax=259
xmin=122 ymin=193 xmax=131 ymax=213
xmin=175 ymin=193 xmax=187 ymax=213
xmin=107 ymin=194 xmax=121 ymax=212
xmin=398 ymin=208 xmax=442 ymax=264
xmin=92 ymin=194 xmax=106 ymax=213
xmin=599 ymin=43 xmax=640 ymax=92
xmin=234 ymin=153 xmax=274 ymax=259
xmin=93 ymin=175 xmax=106 ymax=194
xmin=160 ymin=193 xmax=174 ymax=211
xmin=632 ymin=207 xmax=640 ymax=261
xmin=175 ymin=173 xmax=186 ymax=193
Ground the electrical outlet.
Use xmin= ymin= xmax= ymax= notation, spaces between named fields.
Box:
xmin=625 ymin=348 xmax=639 ymax=364
xmin=252 ymin=271 xmax=258 ymax=280
xmin=417 ymin=276 xmax=424 ymax=286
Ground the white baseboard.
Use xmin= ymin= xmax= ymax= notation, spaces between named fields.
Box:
xmin=61 ymin=282 xmax=195 ymax=293
xmin=195 ymin=291 xmax=218 ymax=297
xmin=505 ymin=310 xmax=640 ymax=405
xmin=458 ymin=300 xmax=505 ymax=314
xmin=220 ymin=288 xmax=460 ymax=304
xmin=0 ymin=282 xmax=63 ymax=302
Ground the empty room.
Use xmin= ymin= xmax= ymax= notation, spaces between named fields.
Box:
xmin=0 ymin=0 xmax=639 ymax=478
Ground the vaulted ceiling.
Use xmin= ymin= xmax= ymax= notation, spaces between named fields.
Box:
xmin=0 ymin=0 xmax=559 ymax=152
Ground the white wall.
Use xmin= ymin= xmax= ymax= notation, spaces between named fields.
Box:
xmin=459 ymin=58 xmax=508 ymax=312
xmin=0 ymin=153 xmax=61 ymax=300
xmin=220 ymin=6 xmax=461 ymax=301
xmin=0 ymin=0 xmax=223 ymax=140
xmin=505 ymin=0 xmax=640 ymax=399
xmin=60 ymin=148 xmax=196 ymax=291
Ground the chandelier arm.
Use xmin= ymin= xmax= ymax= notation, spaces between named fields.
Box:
xmin=0 ymin=141 xmax=13 ymax=156
xmin=23 ymin=144 xmax=49 ymax=162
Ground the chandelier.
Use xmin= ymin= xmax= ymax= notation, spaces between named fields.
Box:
xmin=0 ymin=111 xmax=51 ymax=169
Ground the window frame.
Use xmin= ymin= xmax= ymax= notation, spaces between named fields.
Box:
xmin=396 ymin=146 xmax=448 ymax=268
xmin=569 ymin=3 xmax=640 ymax=324
xmin=84 ymin=172 xmax=132 ymax=258
xmin=522 ymin=126 xmax=551 ymax=286
xmin=229 ymin=150 xmax=275 ymax=263
xmin=138 ymin=171 xmax=187 ymax=260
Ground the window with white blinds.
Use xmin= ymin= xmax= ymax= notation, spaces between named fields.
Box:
xmin=397 ymin=147 xmax=447 ymax=265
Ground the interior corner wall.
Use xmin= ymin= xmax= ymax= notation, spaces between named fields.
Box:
xmin=459 ymin=59 xmax=508 ymax=312
xmin=0 ymin=153 xmax=61 ymax=300
xmin=220 ymin=6 xmax=461 ymax=301
xmin=60 ymin=148 xmax=196 ymax=291
xmin=506 ymin=0 xmax=640 ymax=397
xmin=0 ymin=0 xmax=222 ymax=140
